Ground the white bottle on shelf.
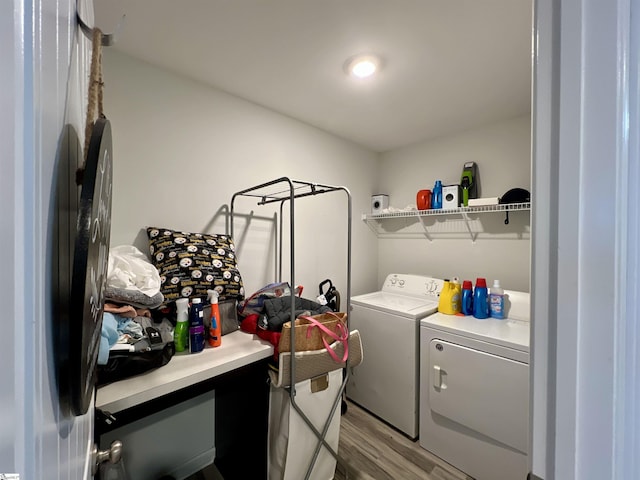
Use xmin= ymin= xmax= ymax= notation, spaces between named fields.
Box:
xmin=489 ymin=279 xmax=505 ymax=319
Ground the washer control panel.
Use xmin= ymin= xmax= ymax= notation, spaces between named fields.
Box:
xmin=381 ymin=274 xmax=444 ymax=298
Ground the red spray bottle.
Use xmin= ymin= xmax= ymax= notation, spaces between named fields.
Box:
xmin=207 ymin=289 xmax=222 ymax=347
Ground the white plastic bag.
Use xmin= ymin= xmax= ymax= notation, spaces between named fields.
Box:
xmin=107 ymin=245 xmax=161 ymax=296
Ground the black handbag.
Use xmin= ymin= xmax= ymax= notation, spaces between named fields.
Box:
xmin=97 ymin=316 xmax=175 ymax=386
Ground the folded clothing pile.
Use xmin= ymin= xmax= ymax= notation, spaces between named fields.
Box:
xmin=97 ymin=246 xmax=175 ymax=385
xmin=238 ymin=282 xmax=331 ymax=358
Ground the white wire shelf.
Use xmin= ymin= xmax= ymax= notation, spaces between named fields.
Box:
xmin=362 ymin=202 xmax=530 ymax=221
xmin=361 ymin=202 xmax=531 ymax=242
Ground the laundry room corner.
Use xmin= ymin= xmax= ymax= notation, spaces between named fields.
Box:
xmin=376 ymin=115 xmax=532 ymax=291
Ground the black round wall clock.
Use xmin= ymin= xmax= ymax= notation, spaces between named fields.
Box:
xmin=69 ymin=117 xmax=112 ymax=416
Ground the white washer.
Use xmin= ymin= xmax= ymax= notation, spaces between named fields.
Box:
xmin=419 ymin=290 xmax=530 ymax=480
xmin=347 ymin=273 xmax=443 ymax=439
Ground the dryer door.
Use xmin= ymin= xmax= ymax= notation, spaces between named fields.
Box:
xmin=429 ymin=339 xmax=529 ymax=453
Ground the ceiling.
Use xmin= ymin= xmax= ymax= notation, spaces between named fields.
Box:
xmin=94 ymin=0 xmax=532 ymax=153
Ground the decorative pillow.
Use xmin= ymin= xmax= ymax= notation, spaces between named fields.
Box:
xmin=147 ymin=227 xmax=244 ymax=303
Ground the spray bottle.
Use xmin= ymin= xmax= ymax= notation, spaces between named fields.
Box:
xmin=207 ymin=289 xmax=222 ymax=347
xmin=174 ymin=297 xmax=189 ymax=352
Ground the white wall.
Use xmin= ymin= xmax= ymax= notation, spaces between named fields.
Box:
xmin=102 ymin=49 xmax=531 ymax=296
xmin=377 ymin=115 xmax=531 ymax=291
xmin=1 ymin=0 xmax=94 ymax=478
xmin=102 ymin=50 xmax=380 ymax=297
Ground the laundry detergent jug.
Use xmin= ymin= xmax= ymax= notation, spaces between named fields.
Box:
xmin=451 ymin=277 xmax=462 ymax=312
xmin=438 ymin=278 xmax=461 ymax=315
xmin=473 ymin=277 xmax=490 ymax=319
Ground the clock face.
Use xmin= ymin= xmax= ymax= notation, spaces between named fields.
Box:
xmin=69 ymin=117 xmax=112 ymax=415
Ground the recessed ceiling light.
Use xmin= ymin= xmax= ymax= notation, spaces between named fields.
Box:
xmin=344 ymin=54 xmax=381 ymax=79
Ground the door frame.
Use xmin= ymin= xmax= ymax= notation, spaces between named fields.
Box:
xmin=531 ymin=0 xmax=640 ymax=478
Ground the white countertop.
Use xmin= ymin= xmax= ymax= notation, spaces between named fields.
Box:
xmin=96 ymin=330 xmax=274 ymax=413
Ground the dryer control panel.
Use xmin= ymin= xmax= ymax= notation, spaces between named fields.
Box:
xmin=381 ymin=274 xmax=444 ymax=299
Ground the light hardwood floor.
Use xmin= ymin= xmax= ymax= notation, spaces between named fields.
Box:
xmin=334 ymin=401 xmax=473 ymax=480
xmin=185 ymin=400 xmax=471 ymax=480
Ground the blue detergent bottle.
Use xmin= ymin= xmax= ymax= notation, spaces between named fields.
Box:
xmin=461 ymin=280 xmax=473 ymax=315
xmin=432 ymin=180 xmax=443 ymax=209
xmin=473 ymin=277 xmax=489 ymax=319
xmin=189 ymin=297 xmax=205 ymax=353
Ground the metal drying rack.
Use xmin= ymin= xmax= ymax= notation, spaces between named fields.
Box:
xmin=231 ymin=177 xmax=352 ymax=479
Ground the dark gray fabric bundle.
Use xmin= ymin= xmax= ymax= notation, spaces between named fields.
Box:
xmin=97 ymin=315 xmax=175 ymax=386
xmin=260 ymin=296 xmax=331 ymax=331
xmin=105 ymin=286 xmax=164 ymax=309
xmin=128 ymin=315 xmax=174 ymax=351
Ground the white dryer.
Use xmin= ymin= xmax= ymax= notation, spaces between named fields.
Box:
xmin=419 ymin=290 xmax=530 ymax=480
xmin=347 ymin=273 xmax=443 ymax=439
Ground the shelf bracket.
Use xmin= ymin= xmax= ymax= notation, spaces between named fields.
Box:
xmin=460 ymin=212 xmax=477 ymax=242
xmin=362 ymin=214 xmax=379 ymax=236
xmin=416 ymin=215 xmax=433 ymax=242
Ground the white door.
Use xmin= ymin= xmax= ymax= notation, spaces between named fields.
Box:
xmin=532 ymin=1 xmax=640 ymax=479
xmin=428 ymin=339 xmax=529 ymax=453
xmin=0 ymin=1 xmax=98 ymax=478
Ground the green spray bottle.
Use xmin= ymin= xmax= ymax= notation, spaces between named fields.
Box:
xmin=174 ymin=298 xmax=189 ymax=352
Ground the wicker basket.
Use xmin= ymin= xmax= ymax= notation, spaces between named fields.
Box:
xmin=278 ymin=312 xmax=347 ymax=353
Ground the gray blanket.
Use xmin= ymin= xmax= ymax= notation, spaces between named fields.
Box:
xmin=259 ymin=296 xmax=331 ymax=331
xmin=105 ymin=286 xmax=165 ymax=309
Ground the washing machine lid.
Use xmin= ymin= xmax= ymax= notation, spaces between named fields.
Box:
xmin=421 ymin=312 xmax=530 ymax=353
xmin=351 ymin=291 xmax=439 ymax=319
